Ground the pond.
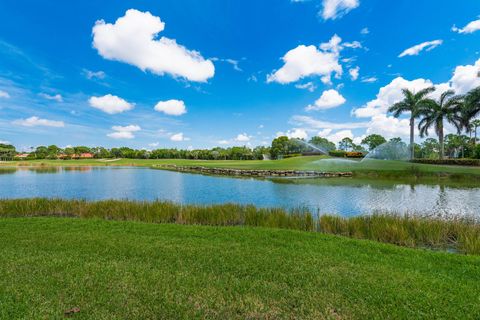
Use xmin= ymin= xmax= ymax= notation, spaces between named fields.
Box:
xmin=0 ymin=166 xmax=479 ymax=217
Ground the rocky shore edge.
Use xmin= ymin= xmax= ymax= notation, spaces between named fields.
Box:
xmin=154 ymin=165 xmax=353 ymax=178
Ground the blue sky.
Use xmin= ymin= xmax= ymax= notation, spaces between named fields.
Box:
xmin=0 ymin=0 xmax=480 ymax=151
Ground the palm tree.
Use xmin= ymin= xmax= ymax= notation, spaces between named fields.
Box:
xmin=388 ymin=87 xmax=435 ymax=159
xmin=464 ymin=87 xmax=480 ymax=119
xmin=417 ymin=90 xmax=463 ymax=159
xmin=471 ymin=119 xmax=480 ymax=146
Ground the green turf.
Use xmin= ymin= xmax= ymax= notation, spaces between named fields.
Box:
xmin=1 ymin=218 xmax=479 ymax=319
xmin=3 ymin=156 xmax=480 ymax=177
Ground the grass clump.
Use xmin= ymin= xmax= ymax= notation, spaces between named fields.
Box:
xmin=1 ymin=198 xmax=479 ymax=255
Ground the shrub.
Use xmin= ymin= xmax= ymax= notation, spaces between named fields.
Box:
xmin=473 ymin=145 xmax=480 ymax=159
xmin=329 ymin=150 xmax=346 ymax=157
xmin=411 ymin=159 xmax=480 ymax=166
xmin=345 ymin=151 xmax=364 ymax=158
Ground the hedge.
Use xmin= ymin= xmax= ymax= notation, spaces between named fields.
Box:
xmin=411 ymin=159 xmax=480 ymax=166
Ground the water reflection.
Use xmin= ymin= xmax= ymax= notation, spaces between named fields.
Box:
xmin=0 ymin=166 xmax=479 ymax=217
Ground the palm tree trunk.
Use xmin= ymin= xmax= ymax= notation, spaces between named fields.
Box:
xmin=410 ymin=117 xmax=415 ymax=159
xmin=439 ymin=124 xmax=445 ymax=159
xmin=475 ymin=125 xmax=478 ymax=146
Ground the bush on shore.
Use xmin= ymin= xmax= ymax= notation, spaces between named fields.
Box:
xmin=1 ymin=198 xmax=479 ymax=255
xmin=411 ymin=158 xmax=480 ymax=166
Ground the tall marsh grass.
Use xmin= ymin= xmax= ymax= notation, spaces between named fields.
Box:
xmin=0 ymin=198 xmax=479 ymax=255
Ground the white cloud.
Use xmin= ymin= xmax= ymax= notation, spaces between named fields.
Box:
xmin=452 ymin=19 xmax=480 ymax=34
xmin=449 ymin=58 xmax=480 ymax=94
xmin=39 ymin=93 xmax=63 ymax=102
xmin=148 ymin=142 xmax=160 ymax=147
xmin=92 ymin=9 xmax=214 ymax=82
xmin=276 ymin=128 xmax=308 ymax=140
xmin=343 ymin=41 xmax=362 ymax=49
xmin=89 ymin=94 xmax=134 ymax=114
xmin=0 ymin=90 xmax=10 ymax=98
xmin=218 ymin=140 xmax=229 ymax=145
xmin=291 ymin=115 xmax=369 ymax=130
xmin=13 ymin=116 xmax=65 ymax=128
xmin=295 ymin=82 xmax=317 ymax=92
xmin=267 ymin=35 xmax=342 ymax=84
xmin=361 ymin=77 xmax=378 ymax=83
xmin=0 ymin=140 xmax=11 ymax=144
xmin=235 ymin=133 xmax=251 ymax=142
xmin=306 ymin=89 xmax=346 ymax=111
xmin=398 ymin=40 xmax=443 ymax=58
xmin=107 ymin=124 xmax=141 ymax=139
xmin=154 ymin=99 xmax=187 ymax=116
xmin=366 ymin=114 xmax=410 ymax=139
xmin=349 ymin=66 xmax=359 ymax=81
xmin=320 ymin=129 xmax=354 ymax=143
xmin=321 ymin=0 xmax=360 ymax=20
xmin=353 ymin=77 xmax=434 ymax=118
xmin=360 ymin=27 xmax=369 ymax=35
xmin=83 ymin=69 xmax=106 ymax=80
xmin=170 ymin=132 xmax=189 ymax=141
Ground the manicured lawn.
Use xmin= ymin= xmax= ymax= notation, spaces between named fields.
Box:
xmin=3 ymin=156 xmax=480 ymax=177
xmin=0 ymin=218 xmax=479 ymax=319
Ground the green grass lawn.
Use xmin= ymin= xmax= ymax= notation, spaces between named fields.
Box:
xmin=3 ymin=156 xmax=480 ymax=177
xmin=1 ymin=218 xmax=479 ymax=319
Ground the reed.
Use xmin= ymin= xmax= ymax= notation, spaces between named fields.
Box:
xmin=1 ymin=198 xmax=479 ymax=255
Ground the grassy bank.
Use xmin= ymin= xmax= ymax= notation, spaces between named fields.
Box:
xmin=2 ymin=156 xmax=480 ymax=179
xmin=1 ymin=218 xmax=479 ymax=319
xmin=1 ymin=198 xmax=479 ymax=255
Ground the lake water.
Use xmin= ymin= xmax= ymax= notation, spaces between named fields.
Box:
xmin=0 ymin=166 xmax=479 ymax=217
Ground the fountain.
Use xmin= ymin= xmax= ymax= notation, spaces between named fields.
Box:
xmin=292 ymin=139 xmax=329 ymax=155
xmin=361 ymin=140 xmax=411 ymax=162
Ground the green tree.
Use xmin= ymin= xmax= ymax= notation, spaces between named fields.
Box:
xmin=308 ymin=137 xmax=335 ymax=153
xmin=471 ymin=119 xmax=480 ymax=146
xmin=361 ymin=134 xmax=387 ymax=151
xmin=338 ymin=137 xmax=354 ymax=151
xmin=388 ymin=87 xmax=435 ymax=159
xmin=270 ymin=136 xmax=290 ymax=159
xmin=0 ymin=143 xmax=16 ymax=161
xmin=418 ymin=90 xmax=463 ymax=159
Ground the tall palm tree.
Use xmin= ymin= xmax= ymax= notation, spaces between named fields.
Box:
xmin=471 ymin=119 xmax=480 ymax=146
xmin=417 ymin=90 xmax=463 ymax=159
xmin=388 ymin=87 xmax=435 ymax=159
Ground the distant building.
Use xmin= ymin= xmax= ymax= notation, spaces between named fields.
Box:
xmin=16 ymin=153 xmax=30 ymax=159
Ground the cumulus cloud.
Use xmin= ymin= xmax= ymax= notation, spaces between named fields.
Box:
xmin=321 ymin=0 xmax=359 ymax=20
xmin=353 ymin=77 xmax=434 ymax=118
xmin=13 ymin=116 xmax=65 ymax=128
xmin=267 ymin=35 xmax=343 ymax=84
xmin=452 ymin=19 xmax=480 ymax=34
xmin=291 ymin=115 xmax=369 ymax=130
xmin=306 ymin=89 xmax=346 ymax=111
xmin=154 ymin=99 xmax=187 ymax=116
xmin=89 ymin=94 xmax=134 ymax=114
xmin=0 ymin=140 xmax=10 ymax=144
xmin=398 ymin=40 xmax=443 ymax=58
xmin=0 ymin=90 xmax=10 ymax=98
xmin=39 ymin=93 xmax=63 ymax=102
xmin=92 ymin=9 xmax=214 ymax=82
xmin=349 ymin=66 xmax=359 ymax=80
xmin=107 ymin=124 xmax=141 ymax=139
xmin=235 ymin=133 xmax=251 ymax=142
xmin=276 ymin=128 xmax=308 ymax=140
xmin=449 ymin=58 xmax=480 ymax=94
xmin=170 ymin=132 xmax=189 ymax=141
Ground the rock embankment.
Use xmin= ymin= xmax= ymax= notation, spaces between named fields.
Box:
xmin=155 ymin=165 xmax=353 ymax=178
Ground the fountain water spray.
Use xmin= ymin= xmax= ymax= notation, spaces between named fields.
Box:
xmin=362 ymin=140 xmax=411 ymax=162
xmin=292 ymin=139 xmax=329 ymax=155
